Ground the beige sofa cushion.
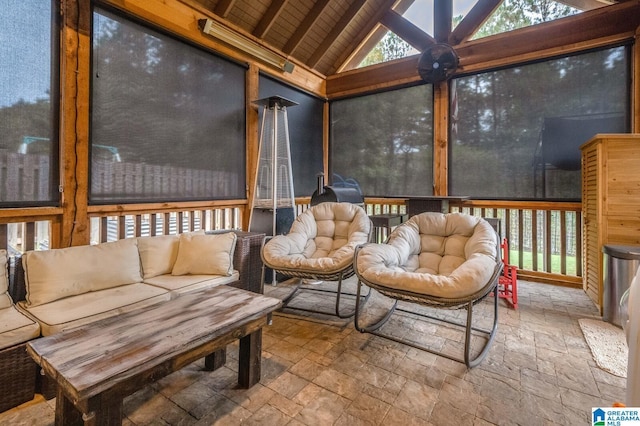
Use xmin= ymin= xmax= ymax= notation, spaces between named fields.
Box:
xmin=144 ymin=272 xmax=238 ymax=296
xmin=0 ymin=305 xmax=40 ymax=350
xmin=356 ymin=212 xmax=498 ymax=299
xmin=138 ymin=231 xmax=206 ymax=279
xmin=24 ymin=238 xmax=143 ymax=307
xmin=18 ymin=283 xmax=170 ymax=336
xmin=263 ymin=202 xmax=371 ymax=274
xmin=172 ymin=232 xmax=237 ymax=276
xmin=138 ymin=234 xmax=180 ymax=279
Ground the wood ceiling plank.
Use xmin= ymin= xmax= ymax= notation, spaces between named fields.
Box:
xmin=307 ymin=0 xmax=367 ymax=68
xmin=380 ymin=10 xmax=435 ymax=51
xmin=214 ymin=0 xmax=237 ymax=18
xmin=253 ymin=0 xmax=289 ymax=38
xmin=282 ymin=0 xmax=331 ymax=55
xmin=448 ymin=0 xmax=502 ymax=46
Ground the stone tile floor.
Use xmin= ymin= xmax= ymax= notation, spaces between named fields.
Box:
xmin=0 ymin=279 xmax=626 ymax=425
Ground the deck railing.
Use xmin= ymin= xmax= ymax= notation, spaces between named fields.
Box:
xmin=87 ymin=203 xmax=244 ymax=244
xmin=0 ymin=197 xmax=582 ymax=287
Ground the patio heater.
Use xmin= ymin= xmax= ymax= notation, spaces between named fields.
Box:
xmin=249 ymin=96 xmax=297 ymax=252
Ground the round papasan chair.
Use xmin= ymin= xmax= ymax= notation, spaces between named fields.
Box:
xmin=353 ymin=211 xmax=502 ymax=367
xmin=261 ymin=202 xmax=372 ymax=318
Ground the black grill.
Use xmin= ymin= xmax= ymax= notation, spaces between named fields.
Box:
xmin=310 ymin=173 xmax=364 ymax=206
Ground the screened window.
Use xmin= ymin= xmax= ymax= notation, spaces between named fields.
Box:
xmin=331 ymin=84 xmax=433 ymax=197
xmin=450 ymin=46 xmax=629 ymax=200
xmin=258 ymin=75 xmax=324 ymax=197
xmin=0 ymin=0 xmax=58 ymax=206
xmin=91 ymin=7 xmax=246 ymax=203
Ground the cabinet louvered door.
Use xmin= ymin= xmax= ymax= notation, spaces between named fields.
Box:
xmin=581 ymin=143 xmax=601 ymax=309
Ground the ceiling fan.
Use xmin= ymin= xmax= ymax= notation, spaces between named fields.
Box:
xmin=417 ymin=43 xmax=459 ymax=84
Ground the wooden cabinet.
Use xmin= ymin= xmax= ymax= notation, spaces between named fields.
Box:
xmin=581 ymin=134 xmax=640 ymax=312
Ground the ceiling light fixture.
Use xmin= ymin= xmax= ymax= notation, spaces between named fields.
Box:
xmin=198 ymin=18 xmax=294 ymax=73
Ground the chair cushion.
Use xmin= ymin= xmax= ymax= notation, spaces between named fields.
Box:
xmin=144 ymin=272 xmax=238 ymax=295
xmin=172 ymin=232 xmax=236 ymax=276
xmin=262 ymin=202 xmax=370 ymax=274
xmin=0 ymin=306 xmax=40 ymax=350
xmin=356 ymin=212 xmax=498 ymax=299
xmin=23 ymin=238 xmax=143 ymax=307
xmin=18 ymin=283 xmax=170 ymax=336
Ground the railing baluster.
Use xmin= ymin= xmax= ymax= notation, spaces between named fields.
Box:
xmin=560 ymin=211 xmax=567 ymax=275
xmin=545 ymin=210 xmax=552 ymax=273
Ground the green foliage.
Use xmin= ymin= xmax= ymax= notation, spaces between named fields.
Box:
xmin=0 ymin=98 xmax=51 ymax=152
xmin=359 ymin=32 xmax=413 ymax=68
xmin=473 ymin=0 xmax=578 ymax=39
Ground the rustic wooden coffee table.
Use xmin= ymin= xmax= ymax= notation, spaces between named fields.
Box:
xmin=27 ymin=285 xmax=281 ymax=426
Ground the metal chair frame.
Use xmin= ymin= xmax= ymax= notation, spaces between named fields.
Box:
xmin=261 ymin=235 xmax=371 ymax=318
xmin=353 ymin=230 xmax=503 ymax=368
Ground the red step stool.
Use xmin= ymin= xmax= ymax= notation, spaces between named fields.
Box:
xmin=498 ymin=237 xmax=518 ymax=309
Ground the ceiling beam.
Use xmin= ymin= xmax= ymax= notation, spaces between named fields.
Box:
xmin=449 ymin=0 xmax=502 ymax=45
xmin=335 ymin=0 xmax=406 ymax=73
xmin=380 ymin=10 xmax=436 ymax=52
xmin=282 ymin=0 xmax=331 ymax=55
xmin=456 ymin=0 xmax=639 ymax=72
xmin=556 ymin=0 xmax=614 ymax=10
xmin=214 ymin=0 xmax=236 ymax=18
xmin=307 ymin=0 xmax=367 ymax=68
xmin=252 ymin=0 xmax=289 ymax=39
xmin=327 ymin=1 xmax=640 ymax=97
xmin=434 ymin=0 xmax=452 ymax=43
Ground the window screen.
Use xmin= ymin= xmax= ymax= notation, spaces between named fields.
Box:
xmin=91 ymin=7 xmax=246 ymax=203
xmin=258 ymin=75 xmax=324 ymax=197
xmin=0 ymin=0 xmax=58 ymax=206
xmin=331 ymin=84 xmax=433 ymax=197
xmin=450 ymin=46 xmax=629 ymax=200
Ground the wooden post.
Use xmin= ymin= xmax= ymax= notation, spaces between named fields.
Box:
xmin=634 ymin=25 xmax=640 ymax=133
xmin=245 ymin=64 xmax=260 ymax=231
xmin=433 ymin=80 xmax=449 ymax=196
xmin=60 ymin=0 xmax=91 ymax=247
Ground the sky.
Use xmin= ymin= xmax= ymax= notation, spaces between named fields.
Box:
xmin=0 ymin=0 xmax=51 ymax=108
xmin=404 ymin=0 xmax=479 ymax=35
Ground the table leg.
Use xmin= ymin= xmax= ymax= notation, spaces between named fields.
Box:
xmin=55 ymin=386 xmax=123 ymax=426
xmin=56 ymin=387 xmax=83 ymax=426
xmin=204 ymin=348 xmax=227 ymax=371
xmin=238 ymin=328 xmax=262 ymax=388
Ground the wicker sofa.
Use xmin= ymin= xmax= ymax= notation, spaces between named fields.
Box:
xmin=0 ymin=249 xmax=41 ymax=412
xmin=1 ymin=230 xmax=263 ymax=411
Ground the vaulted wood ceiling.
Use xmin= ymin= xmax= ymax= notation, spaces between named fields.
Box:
xmin=181 ymin=0 xmax=628 ymax=77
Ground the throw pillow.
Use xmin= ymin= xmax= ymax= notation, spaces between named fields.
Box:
xmin=171 ymin=232 xmax=236 ymax=276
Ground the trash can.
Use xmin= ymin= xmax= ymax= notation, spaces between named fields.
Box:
xmin=602 ymin=244 xmax=640 ymax=327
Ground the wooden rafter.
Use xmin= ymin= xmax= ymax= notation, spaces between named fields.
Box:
xmin=380 ymin=10 xmax=435 ymax=52
xmin=307 ymin=0 xmax=367 ymax=68
xmin=449 ymin=0 xmax=502 ymax=46
xmin=433 ymin=0 xmax=452 ymax=43
xmin=214 ymin=0 xmax=236 ymax=18
xmin=557 ymin=0 xmax=615 ymax=10
xmin=282 ymin=0 xmax=331 ymax=55
xmin=455 ymin=0 xmax=640 ymax=71
xmin=252 ymin=0 xmax=289 ymax=39
xmin=336 ymin=0 xmax=406 ymax=73
xmin=327 ymin=0 xmax=640 ymax=97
